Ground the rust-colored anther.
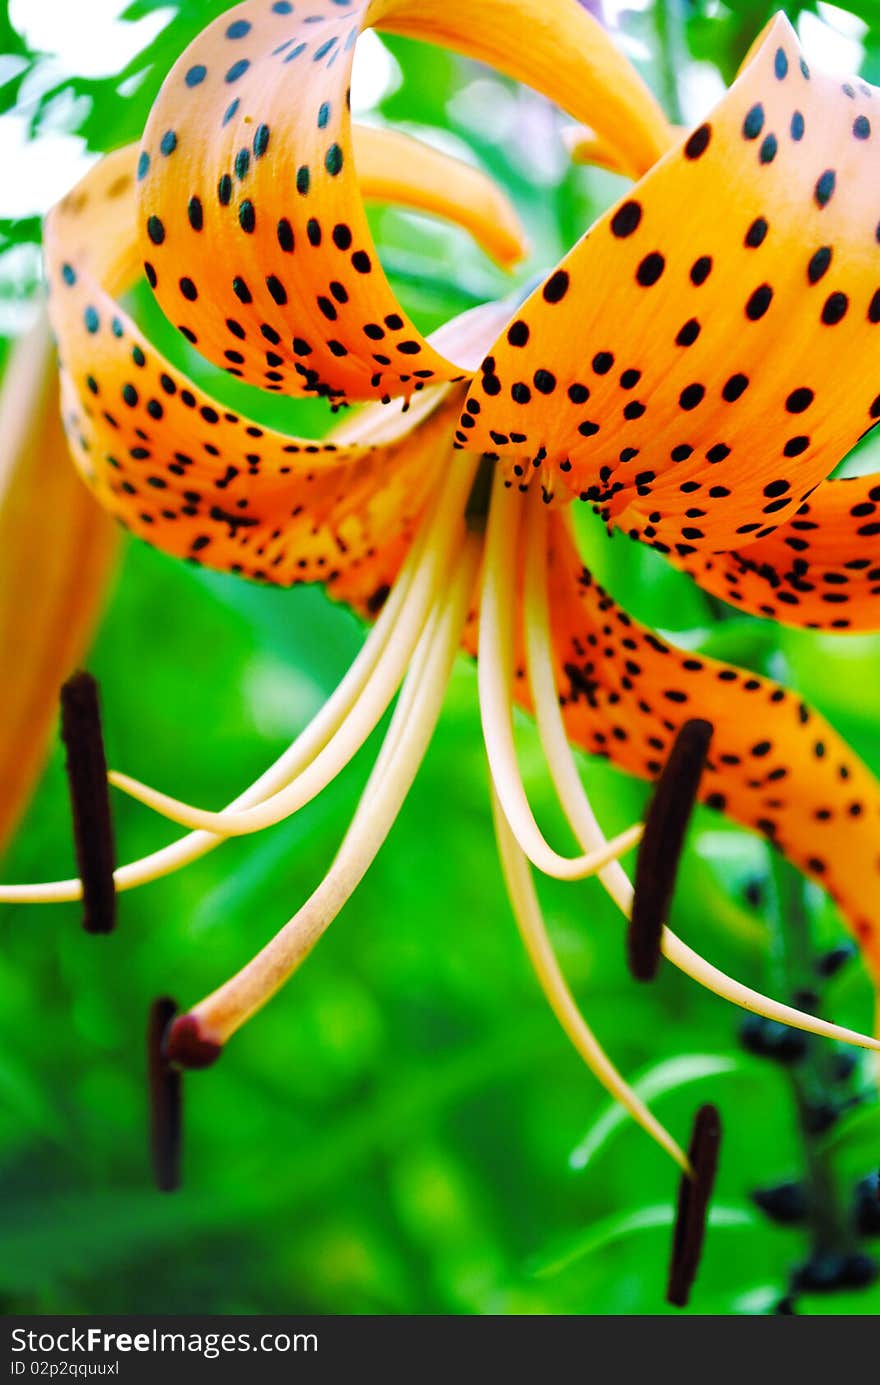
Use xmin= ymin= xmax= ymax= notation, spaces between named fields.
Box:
xmin=148 ymin=997 xmax=182 ymax=1193
xmin=628 ymin=718 xmax=713 ymax=981
xmin=165 ymin=1012 xmax=223 ymax=1070
xmin=667 ymin=1102 xmax=722 ymax=1308
xmin=59 ymin=671 xmax=116 ymax=933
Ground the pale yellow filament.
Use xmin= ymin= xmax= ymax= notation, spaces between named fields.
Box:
xmin=522 ymin=494 xmax=880 ymax=1055
xmin=0 ymin=458 xmax=473 ymax=903
xmin=107 ymin=453 xmax=479 ymax=835
xmin=181 ymin=532 xmax=483 ymax=1049
xmin=492 ymin=785 xmax=689 ymax=1172
xmin=478 ymin=472 xmax=643 ymax=880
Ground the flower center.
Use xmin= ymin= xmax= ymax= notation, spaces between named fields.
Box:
xmin=3 ymin=448 xmax=880 ymax=1175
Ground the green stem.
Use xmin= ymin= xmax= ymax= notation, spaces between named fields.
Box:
xmin=768 ymin=856 xmax=855 ymax=1270
xmin=655 ymin=0 xmax=686 ymax=125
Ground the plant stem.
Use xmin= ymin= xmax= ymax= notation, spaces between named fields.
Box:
xmin=768 ymin=855 xmax=856 ymax=1272
xmin=655 ymin=0 xmax=686 ymax=125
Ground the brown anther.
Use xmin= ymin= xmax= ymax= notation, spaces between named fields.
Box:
xmin=628 ymin=717 xmax=713 ymax=980
xmin=59 ymin=671 xmax=116 ymax=933
xmin=667 ymin=1102 xmax=722 ymax=1308
xmin=165 ymin=1012 xmax=223 ymax=1070
xmin=147 ymin=997 xmax=182 ymax=1193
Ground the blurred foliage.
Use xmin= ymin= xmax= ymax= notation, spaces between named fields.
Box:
xmin=3 ymin=0 xmax=880 ymax=1318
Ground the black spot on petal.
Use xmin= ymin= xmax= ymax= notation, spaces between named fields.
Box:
xmin=543 ymin=270 xmax=570 ymax=303
xmin=610 ymin=200 xmax=642 ymax=237
xmin=684 ymin=124 xmax=711 ymax=160
xmin=814 ymin=170 xmax=836 ymax=208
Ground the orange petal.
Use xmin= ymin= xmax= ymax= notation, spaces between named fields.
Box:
xmin=45 ymin=149 xmax=511 ymax=591
xmin=0 ymin=312 xmax=117 ymax=852
xmin=136 ymin=0 xmax=669 ymax=404
xmin=461 ymin=14 xmax=880 ymax=555
xmin=351 ymin=124 xmax=527 ymax=271
xmin=546 ymin=508 xmax=880 ymax=978
xmin=379 ymin=0 xmax=671 ymax=175
xmin=564 ymin=122 xmax=681 ymax=174
xmin=660 ymin=470 xmax=880 ymax=631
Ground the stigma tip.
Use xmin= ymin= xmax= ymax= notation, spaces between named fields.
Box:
xmin=59 ymin=671 xmax=116 ymax=934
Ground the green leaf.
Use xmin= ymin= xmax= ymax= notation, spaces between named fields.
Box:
xmin=817 ymin=1100 xmax=880 ymax=1167
xmin=569 ymin=1053 xmax=743 ymax=1172
xmin=531 ymin=1204 xmax=756 ymax=1279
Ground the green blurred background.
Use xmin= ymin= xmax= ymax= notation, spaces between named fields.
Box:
xmin=3 ymin=0 xmax=880 ymax=1317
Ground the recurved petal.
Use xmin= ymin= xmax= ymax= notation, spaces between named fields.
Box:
xmin=0 ymin=312 xmax=117 ymax=853
xmin=545 ymin=509 xmax=880 ymax=978
xmin=657 ymin=470 xmax=880 ymax=631
xmin=564 ymin=122 xmax=680 ymax=175
xmin=45 ymin=148 xmax=510 ymax=591
xmin=136 ymin=0 xmax=669 ymax=405
xmin=350 ymin=125 xmax=527 ymax=271
xmin=377 ymin=0 xmax=671 ymax=175
xmin=462 ymin=15 xmax=880 ymax=552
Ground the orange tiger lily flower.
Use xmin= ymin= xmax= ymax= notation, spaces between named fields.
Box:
xmin=9 ymin=0 xmax=880 ymax=1188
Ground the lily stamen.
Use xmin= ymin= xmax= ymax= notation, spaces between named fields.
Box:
xmin=520 ymin=492 xmax=880 ymax=1055
xmin=59 ymin=671 xmax=116 ymax=933
xmin=0 ymin=494 xmax=430 ymax=905
xmin=0 ymin=447 xmax=472 ymax=904
xmin=492 ymin=785 xmax=690 ymax=1173
xmin=147 ymin=996 xmax=182 ymax=1194
xmin=629 ymin=718 xmax=714 ymax=982
xmin=667 ymin=1104 xmax=723 ymax=1309
xmin=106 ymin=450 xmax=478 ymax=837
xmin=522 ymin=495 xmax=636 ymax=919
xmin=480 ymin=471 xmax=645 ymax=881
xmin=167 ymin=525 xmax=484 ymax=1062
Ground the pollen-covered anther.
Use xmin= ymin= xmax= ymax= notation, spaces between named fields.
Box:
xmin=147 ymin=996 xmax=182 ymax=1192
xmin=164 ymin=1012 xmax=223 ymax=1070
xmin=628 ymin=718 xmax=714 ymax=981
xmin=59 ymin=671 xmax=117 ymax=934
xmin=667 ymin=1102 xmax=722 ymax=1308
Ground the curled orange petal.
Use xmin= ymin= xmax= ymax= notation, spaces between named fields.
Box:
xmin=659 ymin=470 xmax=880 ymax=631
xmin=45 ymin=147 xmax=512 ymax=592
xmin=0 ymin=312 xmax=117 ymax=853
xmin=461 ymin=14 xmax=880 ymax=561
xmin=545 ymin=508 xmax=880 ymax=979
xmin=135 ymin=0 xmax=669 ymax=404
xmin=564 ymin=121 xmax=681 ymax=174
